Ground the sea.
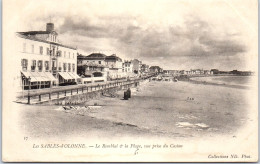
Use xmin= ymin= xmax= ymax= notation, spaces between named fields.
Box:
xmin=191 ymin=75 xmax=256 ymax=88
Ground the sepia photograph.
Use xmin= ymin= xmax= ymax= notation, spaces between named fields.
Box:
xmin=2 ymin=0 xmax=258 ymax=162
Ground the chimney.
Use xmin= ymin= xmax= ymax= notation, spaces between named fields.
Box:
xmin=46 ymin=23 xmax=54 ymax=32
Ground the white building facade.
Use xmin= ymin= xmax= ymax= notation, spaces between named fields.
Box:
xmin=16 ymin=23 xmax=79 ymax=90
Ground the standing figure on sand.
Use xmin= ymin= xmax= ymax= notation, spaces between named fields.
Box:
xmin=124 ymin=88 xmax=131 ymax=100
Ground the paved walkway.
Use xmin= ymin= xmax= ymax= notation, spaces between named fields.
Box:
xmin=15 ymin=78 xmax=147 ymax=104
xmin=16 ymin=78 xmax=134 ymax=97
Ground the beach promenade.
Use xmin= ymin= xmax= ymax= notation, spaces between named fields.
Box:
xmin=16 ymin=78 xmax=255 ymax=140
xmin=15 ymin=74 xmax=155 ymax=104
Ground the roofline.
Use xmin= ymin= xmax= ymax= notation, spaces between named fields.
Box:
xmin=17 ymin=31 xmax=58 ymax=35
xmin=17 ymin=33 xmax=77 ymax=50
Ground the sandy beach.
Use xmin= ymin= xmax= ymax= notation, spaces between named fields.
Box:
xmin=14 ymin=77 xmax=256 ymax=141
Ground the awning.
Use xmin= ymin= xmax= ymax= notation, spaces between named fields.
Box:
xmin=67 ymin=72 xmax=81 ymax=79
xmin=67 ymin=72 xmax=76 ymax=79
xmin=38 ymin=72 xmax=51 ymax=81
xmin=58 ymin=72 xmax=73 ymax=80
xmin=44 ymin=72 xmax=57 ymax=81
xmin=30 ymin=72 xmax=48 ymax=82
xmin=21 ymin=71 xmax=38 ymax=82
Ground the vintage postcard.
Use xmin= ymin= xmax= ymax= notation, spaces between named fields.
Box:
xmin=2 ymin=0 xmax=258 ymax=162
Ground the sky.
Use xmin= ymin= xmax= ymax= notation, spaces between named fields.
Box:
xmin=13 ymin=0 xmax=258 ymax=71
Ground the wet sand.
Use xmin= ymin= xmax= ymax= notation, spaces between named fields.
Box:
xmin=17 ymin=80 xmax=254 ymax=140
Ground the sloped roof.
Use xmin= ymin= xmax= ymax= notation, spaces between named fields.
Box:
xmin=16 ymin=33 xmax=76 ymax=50
xmin=105 ymin=54 xmax=122 ymax=62
xmin=149 ymin=66 xmax=161 ymax=69
xmin=17 ymin=31 xmax=58 ymax=35
xmin=87 ymin=53 xmax=107 ymax=58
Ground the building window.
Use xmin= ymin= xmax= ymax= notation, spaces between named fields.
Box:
xmin=21 ymin=59 xmax=28 ymax=71
xmin=72 ymin=64 xmax=75 ymax=72
xmin=98 ymin=61 xmax=101 ymax=64
xmin=38 ymin=60 xmax=43 ymax=72
xmin=56 ymin=50 xmax=61 ymax=57
xmin=31 ymin=45 xmax=34 ymax=53
xmin=31 ymin=60 xmax=36 ymax=71
xmin=63 ymin=63 xmax=67 ymax=72
xmin=68 ymin=63 xmax=71 ymax=72
xmin=58 ymin=62 xmax=62 ymax=71
xmin=45 ymin=61 xmax=49 ymax=71
xmin=23 ymin=43 xmax=26 ymax=52
xmin=39 ymin=46 xmax=43 ymax=55
xmin=46 ymin=48 xmax=49 ymax=55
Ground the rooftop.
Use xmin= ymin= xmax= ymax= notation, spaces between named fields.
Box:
xmin=17 ymin=33 xmax=76 ymax=50
xmin=17 ymin=31 xmax=55 ymax=35
xmin=105 ymin=54 xmax=122 ymax=62
xmin=87 ymin=53 xmax=107 ymax=58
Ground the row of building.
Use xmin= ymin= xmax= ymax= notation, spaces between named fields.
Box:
xmin=163 ymin=69 xmax=254 ymax=76
xmin=15 ymin=22 xmax=161 ymax=91
xmin=17 ymin=22 xmax=250 ymax=91
xmin=77 ymin=53 xmax=154 ymax=84
xmin=163 ymin=69 xmax=213 ymax=76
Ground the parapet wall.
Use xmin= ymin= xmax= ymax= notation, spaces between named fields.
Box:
xmin=46 ymin=83 xmax=136 ymax=105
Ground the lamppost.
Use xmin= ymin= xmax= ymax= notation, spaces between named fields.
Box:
xmin=22 ymin=76 xmax=25 ymax=98
xmin=28 ymin=76 xmax=31 ymax=104
xmin=50 ymin=77 xmax=52 ymax=100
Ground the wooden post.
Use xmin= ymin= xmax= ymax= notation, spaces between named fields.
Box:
xmin=28 ymin=96 xmax=30 ymax=104
xmin=82 ymin=87 xmax=84 ymax=93
xmin=49 ymin=93 xmax=51 ymax=99
xmin=77 ymin=89 xmax=78 ymax=94
xmin=27 ymin=78 xmax=31 ymax=104
xmin=71 ymin=89 xmax=73 ymax=95
xmin=65 ymin=91 xmax=66 ymax=96
xmin=39 ymin=95 xmax=41 ymax=101
xmin=57 ymin=92 xmax=59 ymax=98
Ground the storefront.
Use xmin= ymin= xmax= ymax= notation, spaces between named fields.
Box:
xmin=21 ymin=71 xmax=56 ymax=90
xmin=57 ymin=72 xmax=80 ymax=86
